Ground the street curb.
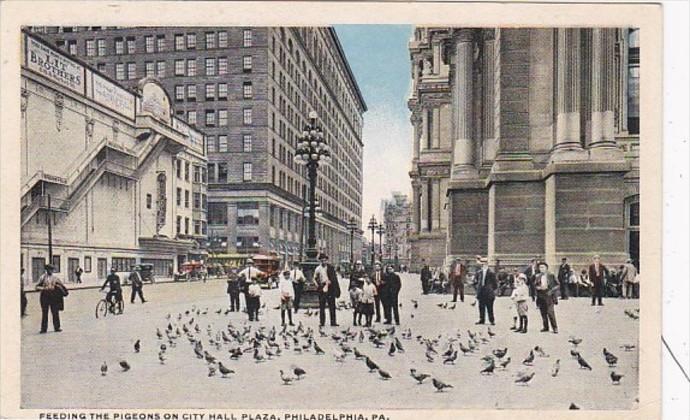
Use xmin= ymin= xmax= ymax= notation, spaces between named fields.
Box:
xmin=24 ymin=277 xmax=227 ymax=294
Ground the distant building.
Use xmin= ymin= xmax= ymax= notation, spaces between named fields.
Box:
xmin=32 ymin=26 xmax=367 ymax=267
xmin=381 ymin=192 xmax=412 ymax=269
xmin=20 ymin=31 xmax=207 ymax=284
xmin=409 ymin=27 xmax=640 ymax=270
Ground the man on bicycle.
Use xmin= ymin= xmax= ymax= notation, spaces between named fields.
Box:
xmin=100 ymin=267 xmax=123 ymax=307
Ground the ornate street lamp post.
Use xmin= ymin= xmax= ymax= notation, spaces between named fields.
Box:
xmin=346 ymin=217 xmax=358 ymax=270
xmin=376 ymin=223 xmax=385 ymax=264
xmin=293 ymin=111 xmax=331 ymax=307
xmin=368 ymin=215 xmax=377 ymax=267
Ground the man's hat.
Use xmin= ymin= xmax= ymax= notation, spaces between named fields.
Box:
xmin=479 ymin=257 xmax=488 ymax=263
xmin=561 ymin=257 xmax=567 ymax=261
xmin=44 ymin=263 xmax=55 ymax=270
xmin=246 ymin=258 xmax=254 ymax=264
xmin=355 ymin=260 xmax=362 ymax=265
xmin=318 ymin=253 xmax=329 ymax=260
xmin=539 ymin=261 xmax=549 ymax=268
xmin=110 ymin=267 xmax=117 ymax=272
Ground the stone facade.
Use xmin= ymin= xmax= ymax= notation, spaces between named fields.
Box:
xmin=381 ymin=192 xmax=412 ymax=269
xmin=33 ymin=26 xmax=367 ymax=267
xmin=410 ymin=27 xmax=640 ymax=271
xmin=20 ymin=31 xmax=207 ymax=285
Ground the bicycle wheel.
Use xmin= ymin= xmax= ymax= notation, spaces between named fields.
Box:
xmin=115 ymin=300 xmax=124 ymax=315
xmin=96 ymin=300 xmax=108 ymax=319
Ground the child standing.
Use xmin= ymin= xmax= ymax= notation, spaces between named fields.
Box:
xmin=226 ymin=273 xmax=241 ymax=312
xmin=511 ymin=273 xmax=529 ymax=333
xmin=278 ymin=270 xmax=295 ymax=326
xmin=247 ymin=279 xmax=262 ymax=322
xmin=349 ymin=284 xmax=363 ymax=326
xmin=360 ymin=277 xmax=377 ymax=327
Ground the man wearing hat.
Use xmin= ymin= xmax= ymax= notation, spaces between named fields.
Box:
xmin=420 ymin=260 xmax=432 ymax=295
xmin=535 ymin=261 xmax=559 ymax=333
xmin=523 ymin=258 xmax=539 ymax=302
xmin=619 ymin=258 xmax=638 ymax=299
xmin=278 ymin=270 xmax=295 ymax=326
xmin=314 ymin=253 xmax=340 ymax=327
xmin=449 ymin=258 xmax=466 ymax=303
xmin=588 ymin=255 xmax=608 ymax=306
xmin=100 ymin=267 xmax=123 ymax=309
xmin=474 ymin=257 xmax=497 ymax=325
xmin=557 ymin=257 xmax=571 ymax=300
xmin=238 ymin=258 xmax=264 ymax=314
xmin=36 ymin=263 xmax=67 ymax=333
xmin=288 ymin=261 xmax=306 ymax=312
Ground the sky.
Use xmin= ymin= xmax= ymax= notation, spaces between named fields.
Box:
xmin=334 ymin=25 xmax=414 ymax=231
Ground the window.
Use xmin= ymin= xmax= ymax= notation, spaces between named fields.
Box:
xmin=176 ymin=187 xmax=182 ymax=205
xmin=243 ymin=108 xmax=252 ymax=125
xmin=186 ymin=59 xmax=196 ymax=76
xmin=243 ymin=162 xmax=253 ymax=181
xmin=56 ymin=40 xmax=65 ymax=50
xmin=193 ymin=166 xmax=201 ymax=183
xmin=186 ymin=33 xmax=196 ymax=49
xmin=243 ymin=55 xmax=252 ymax=72
xmin=187 ymin=110 xmax=197 ymax=126
xmin=208 ymin=202 xmax=228 ymax=225
xmin=97 ymin=39 xmax=106 ymax=56
xmin=115 ymin=63 xmax=125 ymax=80
xmin=242 ymin=134 xmax=253 ymax=153
xmin=66 ymin=40 xmax=77 ymax=55
xmin=205 ymin=110 xmax=216 ymax=126
xmin=52 ymin=255 xmax=61 ymax=273
xmin=187 ymin=84 xmax=197 ymax=101
xmin=175 ymin=85 xmax=184 ymax=101
xmin=127 ymin=62 xmax=136 ymax=80
xmin=201 ymin=169 xmax=207 ymax=184
xmin=126 ymin=37 xmax=136 ymax=54
xmin=156 ymin=35 xmax=165 ymax=52
xmin=237 ymin=202 xmax=259 ymax=225
xmin=218 ymin=57 xmax=228 ymax=75
xmin=205 ymin=32 xmax=216 ymax=49
xmin=185 ymin=162 xmax=190 ymax=181
xmin=243 ymin=29 xmax=253 ymax=47
xmin=218 ymin=135 xmax=228 ymax=152
xmin=243 ymin=82 xmax=253 ymax=99
xmin=145 ymin=36 xmax=154 ymax=53
xmin=236 ymin=236 xmax=260 ymax=249
xmin=175 ymin=59 xmax=185 ymax=76
xmin=218 ymin=109 xmax=228 ymax=127
xmin=86 ymin=39 xmax=96 ymax=56
xmin=207 ymin=163 xmax=216 ymax=182
xmin=217 ymin=162 xmax=228 ymax=183
xmin=175 ymin=34 xmax=184 ymax=50
xmin=185 ymin=190 xmax=190 ymax=208
xmin=194 ymin=192 xmax=201 ymax=209
xmin=115 ymin=37 xmax=124 ymax=54
xmin=97 ymin=63 xmax=106 ymax=72
xmin=218 ymin=83 xmax=228 ymax=99
xmin=629 ymin=202 xmax=640 ymax=227
xmin=156 ymin=60 xmax=166 ymax=77
xmin=194 ymin=220 xmax=201 ymax=235
xmin=146 ymin=193 xmax=152 ymax=209
xmin=207 ymin=135 xmax=216 ymax=153
xmin=111 ymin=257 xmax=135 ymax=272
xmin=205 ymin=84 xmax=215 ymax=100
xmin=176 ymin=216 xmax=182 ymax=234
xmin=218 ymin=31 xmax=228 ymax=47
xmin=145 ymin=61 xmax=155 ymax=77
xmin=84 ymin=256 xmax=92 ymax=273
xmin=205 ymin=57 xmax=216 ymax=76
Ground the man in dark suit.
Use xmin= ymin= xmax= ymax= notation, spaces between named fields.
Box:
xmin=588 ymin=255 xmax=608 ymax=306
xmin=523 ymin=258 xmax=539 ymax=302
xmin=314 ymin=253 xmax=340 ymax=327
xmin=370 ymin=262 xmax=384 ymax=322
xmin=449 ymin=258 xmax=466 ymax=303
xmin=420 ymin=261 xmax=432 ymax=295
xmin=535 ymin=262 xmax=559 ymax=333
xmin=474 ymin=257 xmax=497 ymax=325
xmin=557 ymin=257 xmax=571 ymax=300
xmin=382 ymin=265 xmax=402 ymax=325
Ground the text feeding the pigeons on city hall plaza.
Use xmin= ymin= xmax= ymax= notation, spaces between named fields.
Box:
xmin=38 ymin=412 xmax=388 ymax=420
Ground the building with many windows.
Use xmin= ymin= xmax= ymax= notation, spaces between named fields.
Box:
xmin=20 ymin=30 xmax=207 ymax=284
xmin=409 ymin=27 xmax=640 ymax=271
xmin=33 ymin=26 xmax=366 ymax=266
xmin=381 ymin=192 xmax=412 ymax=269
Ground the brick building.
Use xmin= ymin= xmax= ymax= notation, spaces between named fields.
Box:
xmin=409 ymin=27 xmax=640 ymax=271
xmin=33 ymin=26 xmax=367 ymax=267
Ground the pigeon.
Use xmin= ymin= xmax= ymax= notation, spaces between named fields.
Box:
xmin=208 ymin=366 xmax=216 ymax=377
xmin=388 ymin=342 xmax=396 ymax=357
xmin=293 ymin=366 xmax=306 ymax=379
xmin=158 ymin=352 xmax=166 ymax=364
xmin=100 ymin=361 xmax=108 ymax=376
xmin=442 ymin=345 xmax=455 ymax=358
xmin=160 ymin=343 xmax=167 ymax=352
xmin=204 ymin=351 xmax=216 ymax=364
xmin=334 ymin=352 xmax=346 ymax=363
xmin=365 ymin=357 xmax=379 ymax=372
xmin=134 ymin=339 xmax=141 ymax=353
xmin=577 ymin=354 xmax=593 ymax=370
xmin=119 ymin=360 xmax=130 ymax=372
xmin=569 ymin=403 xmax=580 ymax=410
xmin=568 ymin=337 xmax=583 ymax=346
xmin=410 ymin=368 xmax=430 ymax=384
xmin=217 ymin=362 xmax=234 ymax=377
xmin=394 ymin=337 xmax=405 ymax=352
xmin=448 ymin=303 xmax=456 ymax=310
xmin=492 ymin=348 xmax=508 ymax=359
xmin=522 ymin=350 xmax=534 ymax=366
xmin=487 ymin=327 xmax=496 ymax=338
xmin=610 ymin=371 xmax=624 ymax=385
xmin=458 ymin=342 xmax=472 ymax=356
xmin=534 ymin=346 xmax=549 ymax=358
xmin=480 ymin=359 xmax=496 ymax=375
xmin=425 ymin=351 xmax=435 ymax=363
xmin=353 ymin=347 xmax=365 ymax=360
xmin=603 ymin=348 xmax=618 ymax=366
xmin=410 ymin=299 xmax=418 ymax=309
xmin=432 ymin=378 xmax=453 ymax=392
xmin=471 ymin=300 xmax=477 ymax=307
xmin=514 ymin=371 xmax=535 ymax=385
xmin=570 ymin=349 xmax=581 ymax=358
xmin=551 ymin=359 xmax=561 ymax=377
xmin=378 ymin=369 xmax=392 ymax=380
xmin=443 ymin=350 xmax=458 ymax=365
xmin=499 ymin=357 xmax=512 ymax=369
xmin=253 ymin=349 xmax=265 ymax=363
xmin=280 ymin=369 xmax=295 ymax=385
xmin=156 ymin=328 xmax=163 ymax=340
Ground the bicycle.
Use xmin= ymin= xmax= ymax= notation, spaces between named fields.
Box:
xmin=95 ymin=289 xmax=124 ymax=318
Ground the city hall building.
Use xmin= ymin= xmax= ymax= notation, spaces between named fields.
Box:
xmin=33 ymin=26 xmax=367 ymax=266
xmin=20 ymin=31 xmax=208 ymax=284
xmin=408 ymin=27 xmax=640 ymax=271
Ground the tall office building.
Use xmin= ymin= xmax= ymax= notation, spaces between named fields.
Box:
xmin=381 ymin=192 xmax=412 ymax=269
xmin=409 ymin=27 xmax=640 ymax=270
xmin=34 ymin=26 xmax=367 ymax=266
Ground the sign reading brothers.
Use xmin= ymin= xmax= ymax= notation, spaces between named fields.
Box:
xmin=25 ymin=35 xmax=84 ymax=94
xmin=138 ymin=78 xmax=171 ymax=124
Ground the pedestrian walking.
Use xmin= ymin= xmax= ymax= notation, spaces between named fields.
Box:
xmin=557 ymin=258 xmax=570 ymax=299
xmin=278 ymin=270 xmax=295 ymax=326
xmin=238 ymin=258 xmax=264 ymax=313
xmin=314 ymin=253 xmax=340 ymax=327
xmin=360 ymin=277 xmax=377 ymax=327
xmin=620 ymin=259 xmax=638 ymax=299
xmin=246 ymin=280 xmax=261 ymax=322
xmin=588 ymin=255 xmax=608 ymax=306
xmin=21 ymin=267 xmax=28 ymax=317
xmin=129 ymin=268 xmax=146 ymax=303
xmin=370 ymin=262 xmax=385 ymax=322
xmin=74 ymin=265 xmax=83 ymax=284
xmin=510 ymin=273 xmax=529 ymax=333
xmin=226 ymin=271 xmax=241 ymax=311
xmin=474 ymin=257 xmax=497 ymax=325
xmin=36 ymin=264 xmax=67 ymax=333
xmin=382 ymin=265 xmax=401 ymax=325
xmin=288 ymin=262 xmax=306 ymax=312
xmin=449 ymin=258 xmax=466 ymax=302
xmin=420 ymin=261 xmax=431 ymax=295
xmin=535 ymin=262 xmax=559 ymax=333
xmin=523 ymin=258 xmax=539 ymax=302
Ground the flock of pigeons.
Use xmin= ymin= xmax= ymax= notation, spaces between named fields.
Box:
xmin=97 ymin=294 xmax=639 ymax=409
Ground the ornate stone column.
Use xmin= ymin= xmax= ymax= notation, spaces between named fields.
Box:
xmin=482 ymin=29 xmax=496 ymax=161
xmin=589 ymin=28 xmax=617 ymax=149
xmin=432 ymin=107 xmax=441 ymax=148
xmin=554 ymin=28 xmax=583 ymax=151
xmin=411 ymin=114 xmax=421 ymax=160
xmin=421 ymin=108 xmax=430 ymax=151
xmin=451 ymin=28 xmax=477 ymax=179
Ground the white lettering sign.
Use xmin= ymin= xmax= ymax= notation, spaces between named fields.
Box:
xmin=26 ymin=36 xmax=84 ymax=94
xmin=91 ymin=73 xmax=135 ymax=120
xmin=140 ymin=82 xmax=171 ymax=124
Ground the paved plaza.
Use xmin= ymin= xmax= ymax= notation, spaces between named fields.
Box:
xmin=21 ymin=274 xmax=640 ymax=410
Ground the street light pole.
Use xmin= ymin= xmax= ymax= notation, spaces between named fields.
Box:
xmin=376 ymin=223 xmax=385 ymax=264
xmin=368 ymin=215 xmax=377 ymax=267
